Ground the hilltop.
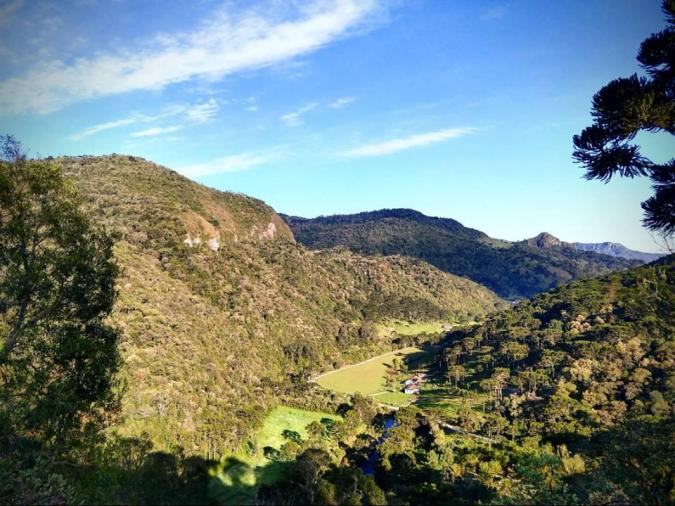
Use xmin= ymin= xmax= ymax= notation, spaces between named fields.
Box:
xmin=282 ymin=209 xmax=638 ymax=300
xmin=61 ymin=154 xmax=295 ymax=247
xmin=56 ymin=156 xmax=503 ymax=454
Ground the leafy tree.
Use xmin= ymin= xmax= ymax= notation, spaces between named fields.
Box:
xmin=573 ymin=1 xmax=675 ymax=237
xmin=0 ymin=136 xmax=121 ymax=450
xmin=282 ymin=429 xmax=303 ymax=445
xmin=447 ymin=364 xmax=466 ymax=387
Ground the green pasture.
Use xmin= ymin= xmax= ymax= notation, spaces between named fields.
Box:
xmin=253 ymin=406 xmax=340 ymax=460
xmin=213 ymin=406 xmax=341 ymax=503
xmin=315 ymin=347 xmax=423 ymax=395
xmin=371 ymin=391 xmax=414 ymax=407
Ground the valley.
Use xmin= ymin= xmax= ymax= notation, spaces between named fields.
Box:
xmin=314 ymin=346 xmax=423 ymax=406
xmin=1 ymin=1 xmax=673 ymax=504
xmin=55 ymin=155 xmax=504 ymax=456
xmin=1 ymin=150 xmax=672 ymax=505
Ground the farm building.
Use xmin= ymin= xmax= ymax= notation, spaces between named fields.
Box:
xmin=403 ymin=383 xmax=420 ymax=395
xmin=402 ymin=373 xmax=426 ymax=394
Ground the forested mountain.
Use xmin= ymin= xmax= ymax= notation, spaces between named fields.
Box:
xmin=2 ymin=154 xmax=671 ymax=505
xmin=440 ymin=254 xmax=674 ymax=439
xmin=254 ymin=257 xmax=674 ymax=505
xmin=283 ymin=209 xmax=638 ymax=300
xmin=573 ymin=241 xmax=665 ymax=262
xmin=57 ymin=155 xmax=503 ymax=455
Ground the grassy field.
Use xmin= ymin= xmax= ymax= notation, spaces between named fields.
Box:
xmin=212 ymin=406 xmax=341 ymax=503
xmin=253 ymin=406 xmax=340 ymax=460
xmin=315 ymin=347 xmax=423 ymax=396
xmin=371 ymin=391 xmax=414 ymax=407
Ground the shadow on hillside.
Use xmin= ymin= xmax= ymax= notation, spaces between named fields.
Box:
xmin=401 ymin=344 xmax=438 ymax=371
xmin=62 ymin=440 xmax=219 ymax=505
xmin=210 ymin=456 xmax=298 ymax=506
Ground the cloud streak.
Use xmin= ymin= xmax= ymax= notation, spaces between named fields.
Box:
xmin=70 ymin=99 xmax=219 ymax=140
xmin=185 ymin=98 xmax=219 ymax=123
xmin=70 ymin=117 xmax=139 ymax=141
xmin=329 ymin=96 xmax=356 ymax=109
xmin=342 ymin=127 xmax=477 ymax=157
xmin=280 ymin=103 xmax=318 ymax=126
xmin=0 ymin=0 xmax=379 ymax=115
xmin=131 ymin=125 xmax=184 ymax=137
xmin=178 ymin=152 xmax=278 ymax=177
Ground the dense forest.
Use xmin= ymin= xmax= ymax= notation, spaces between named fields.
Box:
xmin=234 ymin=256 xmax=674 ymax=505
xmin=63 ymin=155 xmax=504 ymax=453
xmin=283 ymin=210 xmax=638 ymax=300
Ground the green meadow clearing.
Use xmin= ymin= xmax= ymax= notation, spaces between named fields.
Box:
xmin=315 ymin=347 xmax=422 ymax=396
xmin=314 ymin=346 xmax=441 ymax=407
xmin=213 ymin=406 xmax=341 ymax=503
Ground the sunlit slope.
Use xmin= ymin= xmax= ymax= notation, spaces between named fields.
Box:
xmin=59 ymin=155 xmax=504 ymax=455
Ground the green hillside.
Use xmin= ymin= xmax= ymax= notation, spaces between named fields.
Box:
xmin=439 ymin=254 xmax=674 ymax=442
xmin=56 ymin=156 xmax=503 ymax=455
xmin=252 ymin=257 xmax=674 ymax=505
xmin=283 ymin=209 xmax=639 ymax=299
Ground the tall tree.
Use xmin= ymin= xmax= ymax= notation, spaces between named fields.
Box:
xmin=573 ymin=0 xmax=674 ymax=238
xmin=0 ymin=136 xmax=121 ymax=450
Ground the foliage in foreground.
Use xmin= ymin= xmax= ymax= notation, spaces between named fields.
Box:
xmin=573 ymin=0 xmax=675 ymax=237
xmin=0 ymin=139 xmax=123 ymax=504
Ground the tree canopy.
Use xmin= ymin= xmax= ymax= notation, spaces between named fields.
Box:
xmin=0 ymin=136 xmax=121 ymax=449
xmin=573 ymin=0 xmax=675 ymax=237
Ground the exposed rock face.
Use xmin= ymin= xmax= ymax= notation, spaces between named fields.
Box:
xmin=184 ymin=234 xmax=202 ymax=247
xmin=261 ymin=222 xmax=277 ymax=240
xmin=208 ymin=238 xmax=220 ymax=251
xmin=527 ymin=232 xmax=563 ymax=249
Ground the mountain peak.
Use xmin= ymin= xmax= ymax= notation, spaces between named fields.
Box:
xmin=527 ymin=232 xmax=563 ymax=249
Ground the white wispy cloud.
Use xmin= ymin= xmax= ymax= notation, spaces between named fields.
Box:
xmin=280 ymin=102 xmax=318 ymax=126
xmin=178 ymin=152 xmax=277 ymax=177
xmin=70 ymin=99 xmax=218 ymax=140
xmin=70 ymin=117 xmax=138 ymax=140
xmin=185 ymin=98 xmax=219 ymax=123
xmin=0 ymin=0 xmax=380 ymax=115
xmin=342 ymin=127 xmax=477 ymax=157
xmin=131 ymin=125 xmax=184 ymax=138
xmin=328 ymin=96 xmax=356 ymax=109
xmin=0 ymin=0 xmax=23 ymax=26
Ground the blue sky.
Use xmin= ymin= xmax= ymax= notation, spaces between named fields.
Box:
xmin=0 ymin=0 xmax=672 ymax=252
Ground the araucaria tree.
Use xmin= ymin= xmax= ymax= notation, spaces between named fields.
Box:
xmin=0 ymin=136 xmax=121 ymax=451
xmin=573 ymin=0 xmax=674 ymax=237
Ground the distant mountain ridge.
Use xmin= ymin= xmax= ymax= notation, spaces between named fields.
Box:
xmin=573 ymin=241 xmax=665 ymax=262
xmin=282 ymin=209 xmax=639 ymax=300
